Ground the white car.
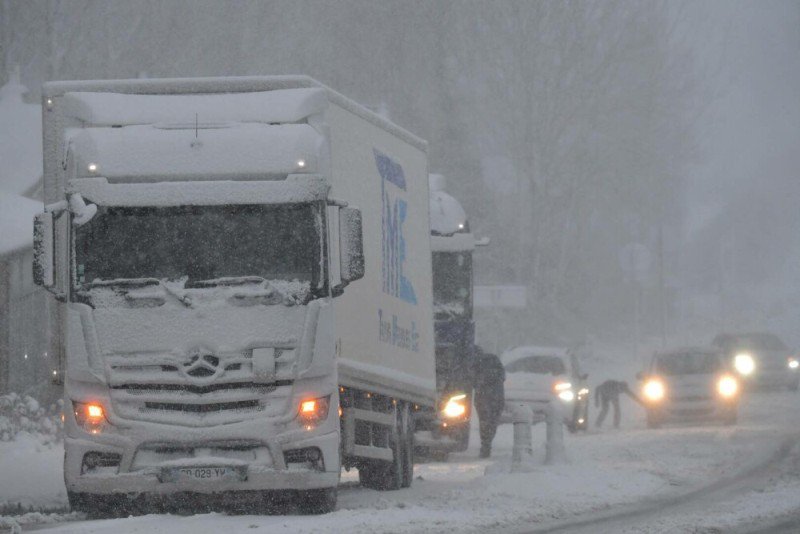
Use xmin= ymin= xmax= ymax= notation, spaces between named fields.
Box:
xmin=639 ymin=347 xmax=739 ymax=428
xmin=500 ymin=346 xmax=589 ymax=432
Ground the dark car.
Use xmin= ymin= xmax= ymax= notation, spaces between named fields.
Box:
xmin=711 ymin=332 xmax=799 ymax=391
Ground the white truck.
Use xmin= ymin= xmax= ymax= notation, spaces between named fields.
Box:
xmin=32 ymin=76 xmax=436 ymax=515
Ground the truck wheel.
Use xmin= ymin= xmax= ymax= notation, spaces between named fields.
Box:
xmin=452 ymin=423 xmax=470 ymax=453
xmin=359 ymin=404 xmax=403 ymax=491
xmin=297 ymin=487 xmax=337 ymax=514
xmin=400 ymin=402 xmax=414 ymax=488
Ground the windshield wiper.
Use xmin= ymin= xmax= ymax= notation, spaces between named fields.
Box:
xmin=185 ymin=276 xmax=267 ymax=289
xmin=85 ymin=278 xmax=193 ymax=308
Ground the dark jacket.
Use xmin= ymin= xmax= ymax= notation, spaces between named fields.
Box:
xmin=472 ymin=349 xmax=506 ymax=415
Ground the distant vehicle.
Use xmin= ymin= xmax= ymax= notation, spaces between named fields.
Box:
xmin=500 ymin=346 xmax=589 ymax=432
xmin=711 ymin=333 xmax=799 ymax=391
xmin=638 ymin=347 xmax=739 ymax=428
xmin=414 ymin=174 xmax=487 ymax=457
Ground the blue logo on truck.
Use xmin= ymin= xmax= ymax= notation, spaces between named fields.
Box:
xmin=375 ymin=149 xmax=417 ymax=305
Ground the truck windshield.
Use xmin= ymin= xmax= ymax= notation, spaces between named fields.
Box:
xmin=74 ymin=203 xmax=323 ymax=290
xmin=432 ymin=251 xmax=472 ymax=319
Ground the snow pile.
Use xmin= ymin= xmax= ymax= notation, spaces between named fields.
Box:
xmin=0 ymin=70 xmax=42 ymax=196
xmin=0 ymin=393 xmax=63 ymax=443
xmin=0 ymin=512 xmax=81 ymax=534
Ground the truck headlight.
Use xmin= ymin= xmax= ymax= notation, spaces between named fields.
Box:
xmin=788 ymin=358 xmax=799 ymax=370
xmin=734 ymin=353 xmax=755 ymax=376
xmin=643 ymin=379 xmax=665 ymax=402
xmin=297 ymin=396 xmax=330 ymax=429
xmin=442 ymin=393 xmax=468 ymax=420
xmin=717 ymin=375 xmax=738 ymax=398
xmin=73 ymin=401 xmax=108 ymax=434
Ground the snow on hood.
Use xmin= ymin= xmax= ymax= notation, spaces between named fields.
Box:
xmin=0 ymin=71 xmax=42 ymax=196
xmin=0 ymin=191 xmax=41 ymax=256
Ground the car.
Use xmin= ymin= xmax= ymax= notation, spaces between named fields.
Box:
xmin=500 ymin=346 xmax=589 ymax=432
xmin=638 ymin=347 xmax=739 ymax=428
xmin=711 ymin=332 xmax=799 ymax=391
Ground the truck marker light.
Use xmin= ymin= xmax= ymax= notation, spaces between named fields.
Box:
xmin=297 ymin=159 xmax=306 ymax=168
xmin=45 ymin=98 xmax=54 ymax=109
xmin=73 ymin=401 xmax=107 ymax=434
xmin=87 ymin=163 xmax=98 ymax=174
xmin=788 ymin=358 xmax=799 ymax=370
xmin=298 ymin=396 xmax=330 ymax=428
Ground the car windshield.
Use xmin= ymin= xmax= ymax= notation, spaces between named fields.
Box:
xmin=726 ymin=334 xmax=787 ymax=352
xmin=74 ymin=203 xmax=323 ymax=290
xmin=505 ymin=355 xmax=566 ymax=375
xmin=655 ymin=352 xmax=722 ymax=376
xmin=432 ymin=251 xmax=472 ymax=319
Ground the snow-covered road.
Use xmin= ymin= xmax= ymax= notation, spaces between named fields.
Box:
xmin=4 ymin=387 xmax=799 ymax=533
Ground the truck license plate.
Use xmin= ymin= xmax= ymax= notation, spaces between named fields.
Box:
xmin=164 ymin=466 xmax=245 ymax=482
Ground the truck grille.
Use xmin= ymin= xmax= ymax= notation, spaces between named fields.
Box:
xmin=105 ymin=349 xmax=295 ymax=426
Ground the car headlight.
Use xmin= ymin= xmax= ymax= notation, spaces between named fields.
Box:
xmin=643 ymin=379 xmax=665 ymax=402
xmin=442 ymin=393 xmax=468 ymax=420
xmin=717 ymin=375 xmax=738 ymax=398
xmin=734 ymin=353 xmax=755 ymax=375
xmin=788 ymin=358 xmax=799 ymax=370
xmin=553 ymin=381 xmax=574 ymax=402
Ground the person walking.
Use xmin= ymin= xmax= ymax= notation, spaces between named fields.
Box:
xmin=594 ymin=379 xmax=642 ymax=429
xmin=472 ymin=346 xmax=506 ymax=458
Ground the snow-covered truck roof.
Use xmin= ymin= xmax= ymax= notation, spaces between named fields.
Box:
xmin=429 ymin=173 xmax=476 ymax=252
xmin=43 ymin=75 xmax=426 ymax=149
xmin=42 ymin=76 xmax=426 ymax=205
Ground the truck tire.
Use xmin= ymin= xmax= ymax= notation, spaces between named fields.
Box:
xmin=359 ymin=404 xmax=404 ymax=491
xmin=297 ymin=487 xmax=337 ymax=514
xmin=400 ymin=402 xmax=414 ymax=488
xmin=452 ymin=423 xmax=471 ymax=452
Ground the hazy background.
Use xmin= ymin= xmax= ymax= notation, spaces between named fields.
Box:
xmin=2 ymin=0 xmax=798 ymax=354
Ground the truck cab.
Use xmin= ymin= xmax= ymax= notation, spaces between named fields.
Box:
xmin=414 ymin=174 xmax=484 ymax=454
xmin=33 ymin=77 xmax=435 ymax=515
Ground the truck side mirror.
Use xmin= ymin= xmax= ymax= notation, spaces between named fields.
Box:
xmin=339 ymin=207 xmax=364 ymax=284
xmin=33 ymin=212 xmax=55 ymax=290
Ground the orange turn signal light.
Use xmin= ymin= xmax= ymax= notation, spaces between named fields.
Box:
xmin=298 ymin=396 xmax=330 ymax=428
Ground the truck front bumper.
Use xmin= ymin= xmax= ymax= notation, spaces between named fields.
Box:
xmin=65 ymin=424 xmax=340 ymax=495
